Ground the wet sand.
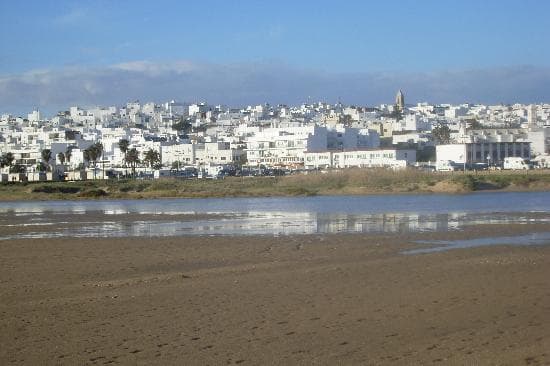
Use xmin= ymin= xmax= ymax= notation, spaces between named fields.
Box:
xmin=1 ymin=224 xmax=550 ymax=365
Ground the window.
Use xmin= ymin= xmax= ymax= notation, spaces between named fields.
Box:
xmin=522 ymin=144 xmax=530 ymax=157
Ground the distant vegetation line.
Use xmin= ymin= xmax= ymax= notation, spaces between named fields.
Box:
xmin=1 ymin=169 xmax=549 ymax=201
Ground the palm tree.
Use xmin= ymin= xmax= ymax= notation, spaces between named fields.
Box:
xmin=54 ymin=152 xmax=66 ymax=180
xmin=41 ymin=149 xmax=52 ymax=172
xmin=118 ymin=139 xmax=129 ymax=176
xmin=125 ymin=148 xmax=140 ymax=178
xmin=83 ymin=148 xmax=91 ymax=169
xmin=65 ymin=147 xmax=73 ymax=171
xmin=9 ymin=163 xmax=26 ymax=174
xmin=84 ymin=142 xmax=103 ymax=179
xmin=94 ymin=142 xmax=104 ymax=179
xmin=95 ymin=142 xmax=103 ymax=159
xmin=143 ymin=148 xmax=160 ymax=171
xmin=57 ymin=152 xmax=66 ymax=166
xmin=0 ymin=152 xmax=15 ymax=171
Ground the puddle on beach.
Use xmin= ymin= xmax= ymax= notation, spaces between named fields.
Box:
xmin=405 ymin=232 xmax=550 ymax=254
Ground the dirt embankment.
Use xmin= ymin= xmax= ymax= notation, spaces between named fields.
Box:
xmin=1 ymin=169 xmax=550 ymax=201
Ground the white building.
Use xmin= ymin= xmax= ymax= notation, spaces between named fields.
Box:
xmin=246 ymin=125 xmax=327 ymax=167
xmin=27 ymin=110 xmax=42 ymax=122
xmin=304 ymin=149 xmax=416 ymax=170
xmin=527 ymin=128 xmax=550 ymax=157
xmin=444 ymin=106 xmax=468 ymax=119
xmin=161 ymin=142 xmax=245 ymax=167
xmin=245 ymin=124 xmax=380 ymax=168
xmin=436 ymin=142 xmax=531 ymax=165
xmin=166 ymin=100 xmax=186 ymax=117
xmin=189 ymin=103 xmax=208 ymax=117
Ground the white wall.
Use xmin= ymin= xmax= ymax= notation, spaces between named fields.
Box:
xmin=436 ymin=144 xmax=467 ymax=163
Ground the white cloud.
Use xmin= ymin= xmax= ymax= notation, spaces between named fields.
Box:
xmin=1 ymin=60 xmax=549 ymax=115
xmin=112 ymin=60 xmax=198 ymax=75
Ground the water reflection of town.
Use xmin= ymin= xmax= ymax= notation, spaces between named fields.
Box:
xmin=209 ymin=211 xmax=547 ymax=236
xmin=311 ymin=212 xmax=528 ymax=234
xmin=1 ymin=210 xmax=549 ymax=240
xmin=316 ymin=213 xmax=456 ymax=233
xmin=132 ymin=211 xmax=548 ymax=237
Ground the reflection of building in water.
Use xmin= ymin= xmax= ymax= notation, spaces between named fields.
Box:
xmin=185 ymin=211 xmax=319 ymax=235
xmin=316 ymin=214 xmax=348 ymax=233
xmin=315 ymin=212 xmax=466 ymax=234
xmin=2 ymin=208 xmax=548 ymax=239
xmin=77 ymin=212 xmax=532 ymax=237
xmin=168 ymin=212 xmax=466 ymax=235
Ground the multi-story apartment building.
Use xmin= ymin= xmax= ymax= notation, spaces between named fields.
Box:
xmin=304 ymin=149 xmax=416 ymax=170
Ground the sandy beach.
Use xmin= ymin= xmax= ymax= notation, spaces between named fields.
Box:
xmin=1 ymin=224 xmax=550 ymax=365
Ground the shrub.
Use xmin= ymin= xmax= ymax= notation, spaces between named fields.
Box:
xmin=78 ymin=188 xmax=108 ymax=198
xmin=31 ymin=185 xmax=81 ymax=194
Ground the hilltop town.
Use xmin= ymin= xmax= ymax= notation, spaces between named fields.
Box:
xmin=1 ymin=91 xmax=550 ymax=182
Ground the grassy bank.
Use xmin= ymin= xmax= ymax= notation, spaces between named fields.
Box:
xmin=1 ymin=169 xmax=550 ymax=201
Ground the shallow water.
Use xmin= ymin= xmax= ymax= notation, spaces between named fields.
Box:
xmin=405 ymin=232 xmax=550 ymax=254
xmin=1 ymin=191 xmax=550 ymax=240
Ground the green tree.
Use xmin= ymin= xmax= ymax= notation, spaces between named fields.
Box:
xmin=432 ymin=124 xmax=452 ymax=144
xmin=94 ymin=142 xmax=103 ymax=177
xmin=125 ymin=148 xmax=140 ymax=178
xmin=65 ymin=147 xmax=73 ymax=171
xmin=84 ymin=142 xmax=103 ymax=179
xmin=1 ymin=152 xmax=15 ymax=170
xmin=466 ymin=118 xmax=482 ymax=130
xmin=41 ymin=149 xmax=52 ymax=171
xmin=118 ymin=139 xmax=129 ymax=160
xmin=143 ymin=148 xmax=161 ymax=170
xmin=9 ymin=163 xmax=26 ymax=174
xmin=172 ymin=117 xmax=192 ymax=135
xmin=118 ymin=139 xmax=130 ymax=176
xmin=392 ymin=104 xmax=403 ymax=121
xmin=339 ymin=114 xmax=353 ymax=126
xmin=83 ymin=148 xmax=91 ymax=167
xmin=57 ymin=152 xmax=66 ymax=166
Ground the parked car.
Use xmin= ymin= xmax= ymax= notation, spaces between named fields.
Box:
xmin=470 ymin=162 xmax=489 ymax=171
xmin=436 ymin=160 xmax=460 ymax=172
xmin=503 ymin=157 xmax=532 ymax=170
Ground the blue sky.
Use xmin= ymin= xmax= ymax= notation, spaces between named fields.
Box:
xmin=1 ymin=0 xmax=550 ymax=114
